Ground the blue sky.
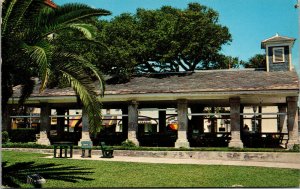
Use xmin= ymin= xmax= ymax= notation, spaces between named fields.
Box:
xmin=56 ymin=0 xmax=299 ymax=74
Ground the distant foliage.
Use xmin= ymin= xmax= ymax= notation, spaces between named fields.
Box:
xmin=243 ymin=54 xmax=266 ymax=70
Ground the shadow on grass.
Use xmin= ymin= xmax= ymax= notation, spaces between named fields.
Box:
xmin=2 ymin=161 xmax=94 ymax=188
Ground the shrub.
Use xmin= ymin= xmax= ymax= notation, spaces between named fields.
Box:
xmin=2 ymin=131 xmax=10 ymax=143
xmin=121 ymin=139 xmax=136 ymax=147
xmin=9 ymin=128 xmax=37 ymax=143
xmin=290 ymin=144 xmax=300 ymax=152
xmin=2 ymin=142 xmax=52 ymax=149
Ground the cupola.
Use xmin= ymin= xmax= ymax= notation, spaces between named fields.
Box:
xmin=261 ymin=33 xmax=296 ymax=72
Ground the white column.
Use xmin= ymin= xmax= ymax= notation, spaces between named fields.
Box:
xmin=278 ymin=106 xmax=287 ymax=133
xmin=78 ymin=107 xmax=91 ymax=146
xmin=287 ymin=97 xmax=299 ymax=148
xmin=128 ymin=101 xmax=139 ymax=146
xmin=175 ymin=99 xmax=189 ymax=148
xmin=228 ymin=98 xmax=243 ymax=148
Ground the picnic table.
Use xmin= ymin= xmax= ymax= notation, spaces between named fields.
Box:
xmin=53 ymin=141 xmax=73 ymax=158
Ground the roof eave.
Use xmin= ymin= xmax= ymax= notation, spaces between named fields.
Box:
xmin=261 ymin=37 xmax=296 ymax=49
xmin=7 ymin=89 xmax=299 ymax=105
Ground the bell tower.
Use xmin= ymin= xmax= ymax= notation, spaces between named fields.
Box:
xmin=261 ymin=34 xmax=296 ymax=72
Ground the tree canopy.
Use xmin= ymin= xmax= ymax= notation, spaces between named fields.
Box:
xmin=243 ymin=54 xmax=266 ymax=70
xmin=97 ymin=3 xmax=235 ymax=81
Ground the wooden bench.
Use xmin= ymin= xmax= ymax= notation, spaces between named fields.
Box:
xmin=100 ymin=142 xmax=114 ymax=158
xmin=81 ymin=141 xmax=93 ymax=158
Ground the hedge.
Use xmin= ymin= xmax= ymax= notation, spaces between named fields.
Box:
xmin=9 ymin=128 xmax=37 ymax=143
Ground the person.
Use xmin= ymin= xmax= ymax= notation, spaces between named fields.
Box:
xmin=243 ymin=124 xmax=249 ymax=134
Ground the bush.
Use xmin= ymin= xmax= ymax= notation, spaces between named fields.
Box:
xmin=2 ymin=131 xmax=10 ymax=143
xmin=2 ymin=142 xmax=52 ymax=149
xmin=121 ymin=139 xmax=136 ymax=147
xmin=290 ymin=144 xmax=300 ymax=152
xmin=9 ymin=128 xmax=37 ymax=143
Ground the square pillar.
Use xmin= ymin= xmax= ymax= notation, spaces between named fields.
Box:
xmin=229 ymin=98 xmax=243 ymax=148
xmin=175 ymin=99 xmax=189 ymax=148
xmin=37 ymin=103 xmax=51 ymax=145
xmin=78 ymin=107 xmax=91 ymax=146
xmin=128 ymin=101 xmax=139 ymax=146
xmin=278 ymin=106 xmax=287 ymax=133
xmin=287 ymin=97 xmax=299 ymax=148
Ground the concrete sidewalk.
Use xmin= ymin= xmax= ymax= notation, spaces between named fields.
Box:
xmin=44 ymin=154 xmax=300 ymax=170
xmin=5 ymin=148 xmax=299 ymax=169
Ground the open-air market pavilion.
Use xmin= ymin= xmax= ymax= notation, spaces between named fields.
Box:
xmin=6 ymin=69 xmax=299 ymax=148
xmin=5 ymin=34 xmax=299 ymax=149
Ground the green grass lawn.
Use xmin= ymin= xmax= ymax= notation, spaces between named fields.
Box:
xmin=2 ymin=151 xmax=299 ymax=188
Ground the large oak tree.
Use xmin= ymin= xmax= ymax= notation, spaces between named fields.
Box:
xmin=97 ymin=3 xmax=235 ymax=81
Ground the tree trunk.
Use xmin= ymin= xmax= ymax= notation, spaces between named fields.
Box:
xmin=2 ymin=106 xmax=14 ymax=131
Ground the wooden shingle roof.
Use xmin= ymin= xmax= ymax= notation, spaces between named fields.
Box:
xmin=106 ymin=70 xmax=299 ymax=94
xmin=12 ymin=70 xmax=299 ymax=98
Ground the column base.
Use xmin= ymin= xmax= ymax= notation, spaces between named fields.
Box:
xmin=175 ymin=140 xmax=190 ymax=148
xmin=229 ymin=131 xmax=243 ymax=148
xmin=286 ymin=139 xmax=299 ymax=149
xmin=128 ymin=131 xmax=139 ymax=146
xmin=36 ymin=131 xmax=50 ymax=145
xmin=228 ymin=140 xmax=244 ymax=148
xmin=175 ymin=131 xmax=189 ymax=148
xmin=78 ymin=132 xmax=91 ymax=146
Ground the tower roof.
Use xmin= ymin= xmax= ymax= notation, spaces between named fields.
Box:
xmin=261 ymin=33 xmax=296 ymax=49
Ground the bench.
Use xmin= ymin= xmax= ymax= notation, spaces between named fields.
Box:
xmin=81 ymin=141 xmax=93 ymax=158
xmin=100 ymin=142 xmax=114 ymax=158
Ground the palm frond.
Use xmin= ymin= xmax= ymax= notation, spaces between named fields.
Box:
xmin=55 ymin=54 xmax=98 ymax=95
xmin=2 ymin=0 xmax=44 ymax=35
xmin=55 ymin=53 xmax=103 ymax=134
xmin=35 ymin=3 xmax=110 ymax=38
xmin=54 ymin=3 xmax=111 ymax=25
xmin=2 ymin=0 xmax=19 ymax=34
xmin=18 ymin=77 xmax=35 ymax=105
xmin=78 ymin=58 xmax=106 ymax=96
xmin=69 ymin=23 xmax=96 ymax=40
xmin=61 ymin=54 xmax=105 ymax=96
xmin=22 ymin=41 xmax=52 ymax=92
xmin=59 ymin=68 xmax=102 ymax=134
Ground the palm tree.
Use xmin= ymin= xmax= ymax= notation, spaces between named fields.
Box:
xmin=2 ymin=0 xmax=111 ymax=134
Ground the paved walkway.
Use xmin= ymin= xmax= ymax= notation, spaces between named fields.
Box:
xmin=44 ymin=154 xmax=300 ymax=170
